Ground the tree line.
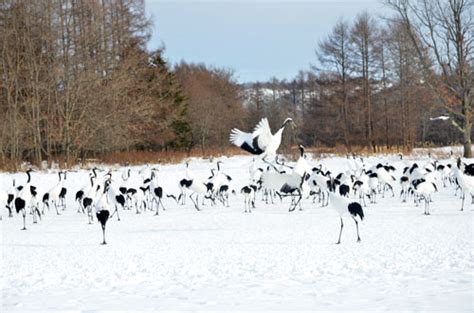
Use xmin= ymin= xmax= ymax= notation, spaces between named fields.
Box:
xmin=0 ymin=0 xmax=189 ymax=166
xmin=244 ymin=0 xmax=473 ymax=157
xmin=0 ymin=0 xmax=472 ymax=169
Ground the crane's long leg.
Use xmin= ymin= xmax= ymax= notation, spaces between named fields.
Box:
xmin=32 ymin=207 xmax=35 ymax=223
xmin=295 ymin=190 xmax=303 ymax=211
xmin=101 ymin=225 xmax=107 ymax=245
xmin=42 ymin=201 xmax=48 ymax=215
xmin=156 ymin=197 xmax=161 ymax=215
xmin=88 ymin=206 xmax=93 ymax=224
xmin=113 ymin=204 xmax=121 ymax=221
xmin=352 ymin=217 xmax=361 ymax=242
xmin=161 ymin=197 xmax=167 ymax=211
xmin=196 ymin=195 xmax=202 ymax=210
xmin=32 ymin=206 xmax=38 ymax=224
xmin=288 ymin=194 xmax=296 ymax=212
xmin=35 ymin=207 xmax=41 ymax=221
xmin=336 ymin=218 xmax=343 ymax=244
xmin=21 ymin=209 xmax=27 ymax=230
xmin=157 ymin=198 xmax=165 ymax=215
xmin=189 ymin=193 xmax=200 ymax=211
xmin=153 ymin=197 xmax=160 ymax=216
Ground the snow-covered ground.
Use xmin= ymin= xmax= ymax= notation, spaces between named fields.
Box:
xmin=1 ymin=154 xmax=473 ymax=312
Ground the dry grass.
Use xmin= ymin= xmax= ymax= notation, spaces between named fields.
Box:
xmin=96 ymin=147 xmax=246 ymax=167
xmin=1 ymin=144 xmax=466 ymax=172
xmin=0 ymin=159 xmax=20 ymax=172
xmin=0 ymin=148 xmax=245 ymax=172
xmin=302 ymin=145 xmax=413 ymax=158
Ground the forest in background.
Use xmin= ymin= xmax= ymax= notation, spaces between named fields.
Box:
xmin=0 ymin=0 xmax=472 ymax=169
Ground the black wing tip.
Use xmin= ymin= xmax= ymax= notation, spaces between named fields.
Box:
xmin=240 ymin=142 xmax=263 ymax=155
xmin=348 ymin=202 xmax=364 ymax=221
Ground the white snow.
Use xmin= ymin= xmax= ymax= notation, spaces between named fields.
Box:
xmin=1 ymin=154 xmax=473 ymax=311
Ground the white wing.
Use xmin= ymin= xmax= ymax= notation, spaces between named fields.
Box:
xmin=252 ymin=118 xmax=273 ymax=152
xmin=230 ymin=118 xmax=275 ymax=155
xmin=230 ymin=128 xmax=253 ymax=147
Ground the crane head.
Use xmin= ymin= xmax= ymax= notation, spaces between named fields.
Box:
xmin=282 ymin=118 xmax=294 ymax=128
xmin=298 ymin=145 xmax=305 ymax=157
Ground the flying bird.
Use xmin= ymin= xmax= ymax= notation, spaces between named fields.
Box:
xmin=229 ymin=117 xmax=294 ymax=160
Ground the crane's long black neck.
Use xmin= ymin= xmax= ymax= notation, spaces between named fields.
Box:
xmin=299 ymin=146 xmax=304 ymax=157
xmin=26 ymin=170 xmax=31 ymax=183
xmin=90 ymin=176 xmax=95 ymax=187
xmin=104 ymin=180 xmax=111 ymax=193
xmin=299 ymin=172 xmax=307 ymax=187
xmin=264 ymin=159 xmax=281 ymax=173
xmin=58 ymin=172 xmax=62 ymax=182
xmin=279 ymin=119 xmax=292 ymax=131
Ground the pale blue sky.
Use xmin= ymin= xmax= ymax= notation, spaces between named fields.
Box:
xmin=145 ymin=0 xmax=390 ymax=82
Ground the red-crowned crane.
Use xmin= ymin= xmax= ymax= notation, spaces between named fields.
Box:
xmin=230 ymin=117 xmax=294 ymax=160
xmin=328 ymin=190 xmax=364 ymax=244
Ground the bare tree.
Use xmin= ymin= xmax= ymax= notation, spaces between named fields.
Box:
xmin=382 ymin=18 xmax=427 ymax=149
xmin=175 ymin=62 xmax=244 ymax=153
xmin=387 ymin=0 xmax=473 ymax=157
xmin=350 ymin=11 xmax=379 ymax=152
xmin=0 ymin=0 xmax=187 ymax=166
xmin=317 ymin=18 xmax=352 ymax=150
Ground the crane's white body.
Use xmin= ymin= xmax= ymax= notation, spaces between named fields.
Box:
xmin=411 ymin=180 xmax=437 ymax=215
xmin=45 ymin=172 xmax=66 ymax=214
xmin=0 ymin=190 xmax=8 ymax=219
xmin=328 ymin=191 xmax=364 ymax=244
xmin=452 ymin=166 xmax=474 ymax=210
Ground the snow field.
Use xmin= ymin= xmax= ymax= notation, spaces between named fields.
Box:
xmin=1 ymin=154 xmax=473 ymax=311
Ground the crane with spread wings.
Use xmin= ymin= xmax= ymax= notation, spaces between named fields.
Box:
xmin=229 ymin=117 xmax=294 ymax=160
